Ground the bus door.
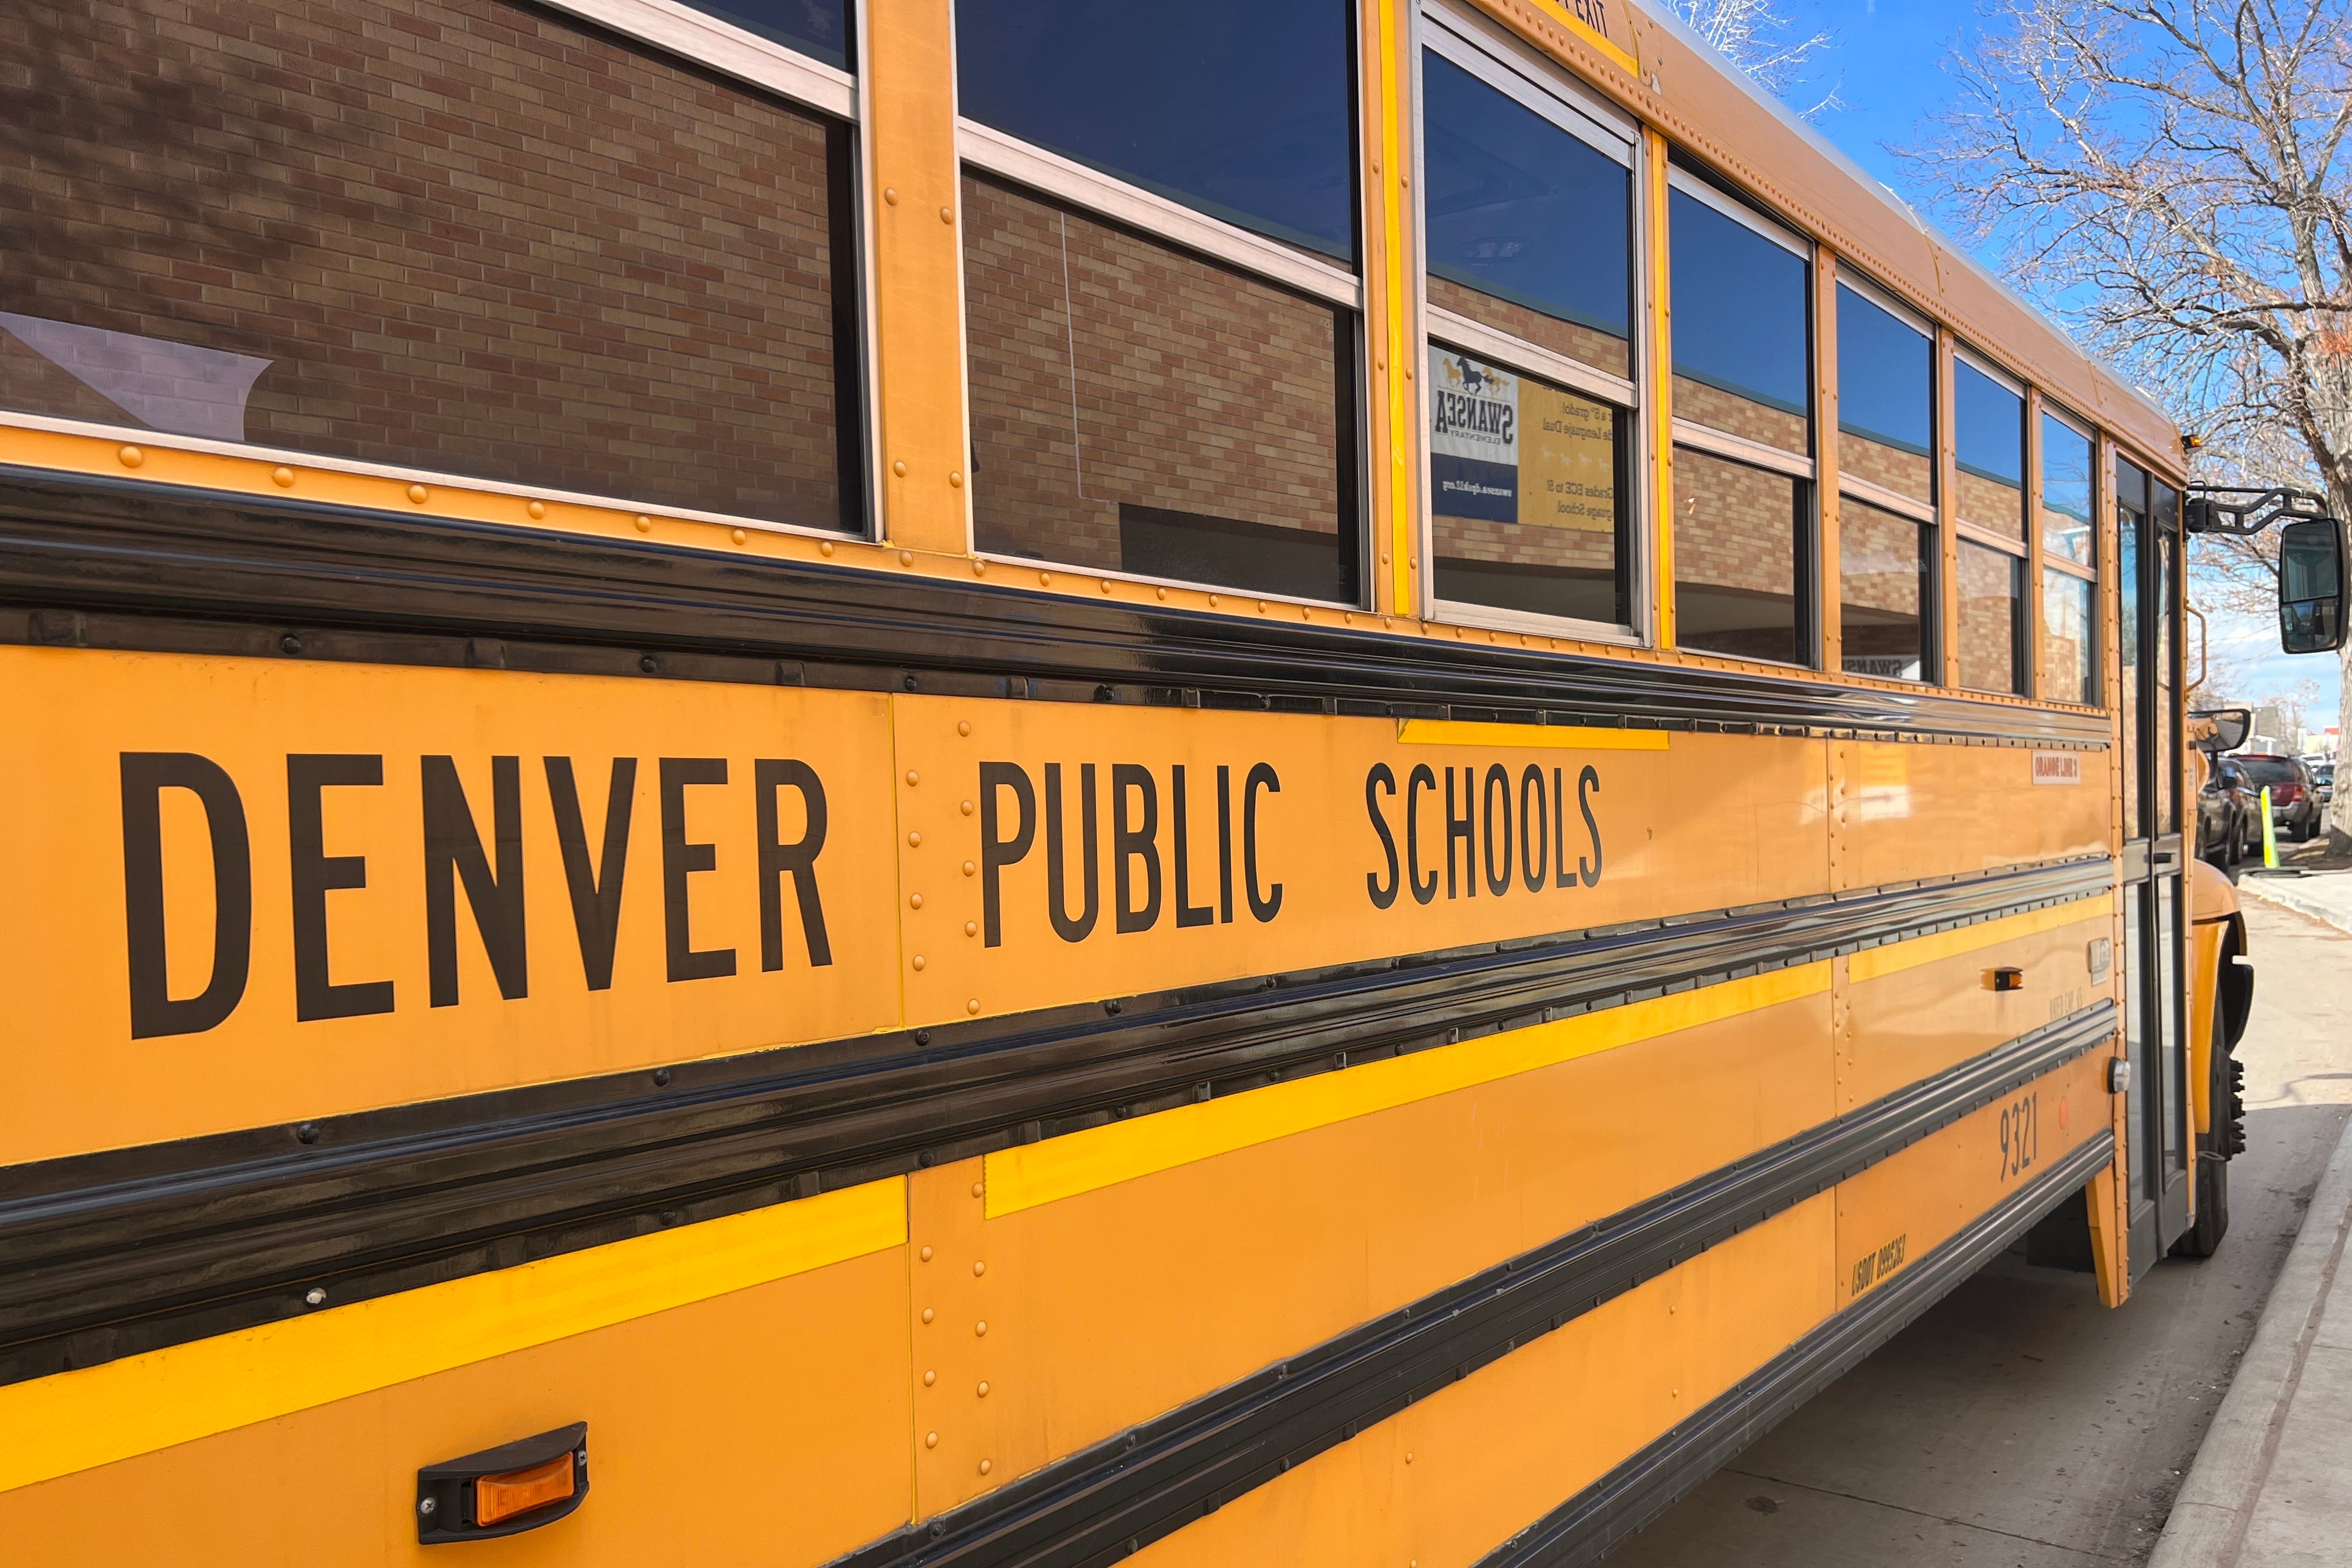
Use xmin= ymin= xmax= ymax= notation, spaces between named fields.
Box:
xmin=2119 ymin=459 xmax=2192 ymax=1273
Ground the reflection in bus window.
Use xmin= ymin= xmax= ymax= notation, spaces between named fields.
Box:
xmin=0 ymin=0 xmax=865 ymax=533
xmin=1836 ymin=285 xmax=1933 ymax=507
xmin=2041 ymin=411 xmax=2098 ymax=705
xmin=1958 ymin=540 xmax=2022 ymax=694
xmin=687 ymin=0 xmax=855 ymax=71
xmin=1674 ymin=445 xmax=1805 ymax=664
xmin=1955 ymin=357 xmax=2026 ymax=538
xmin=1955 ymin=354 xmax=2026 ymax=693
xmin=955 ymin=0 xmax=1358 ymax=261
xmin=1840 ymin=496 xmax=1930 ymax=681
xmin=961 ymin=176 xmax=1360 ymax=603
xmin=1669 ymin=188 xmax=1810 ymax=457
xmin=2041 ymin=414 xmax=2094 ymax=565
xmin=2119 ymin=460 xmax=2147 ymax=831
xmin=1428 ymin=348 xmax=1630 ymax=626
xmin=1420 ymin=51 xmax=1632 ymax=382
xmin=2044 ymin=568 xmax=2096 ymax=705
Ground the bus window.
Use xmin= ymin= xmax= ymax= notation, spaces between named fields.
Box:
xmin=1954 ymin=351 xmax=2028 ymax=693
xmin=956 ymin=0 xmax=1364 ymax=603
xmin=1836 ymin=283 xmax=1933 ymax=509
xmin=1668 ymin=177 xmax=1813 ymax=664
xmin=1427 ymin=349 xmax=1632 ymax=628
xmin=1839 ymin=495 xmax=1931 ymax=681
xmin=959 ymin=178 xmax=1362 ymax=604
xmin=1417 ymin=22 xmax=1637 ymax=632
xmin=0 ymin=0 xmax=867 ymax=536
xmin=1672 ymin=445 xmax=1807 ymax=665
xmin=1668 ymin=183 xmax=1810 ymax=459
xmin=954 ymin=0 xmax=1356 ymax=262
xmin=685 ymin=0 xmax=856 ymax=71
xmin=2041 ymin=410 xmax=2099 ymax=705
xmin=1419 ymin=46 xmax=1634 ymax=382
xmin=1835 ymin=278 xmax=1937 ymax=682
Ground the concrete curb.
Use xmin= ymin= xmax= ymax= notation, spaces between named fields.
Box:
xmin=2238 ymin=873 xmax=2352 ymax=939
xmin=2147 ymin=1114 xmax=2352 ymax=1568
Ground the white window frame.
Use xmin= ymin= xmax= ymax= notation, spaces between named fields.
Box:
xmin=954 ymin=121 xmax=1361 ymax=310
xmin=1832 ymin=270 xmax=1938 ymax=506
xmin=1411 ymin=0 xmax=1652 ymax=646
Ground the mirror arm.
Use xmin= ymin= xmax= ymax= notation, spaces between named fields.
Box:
xmin=2184 ymin=484 xmax=2334 ymax=537
xmin=2186 ymin=603 xmax=2208 ymax=691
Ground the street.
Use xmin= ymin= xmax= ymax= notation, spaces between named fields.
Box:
xmin=1609 ymin=897 xmax=2352 ymax=1567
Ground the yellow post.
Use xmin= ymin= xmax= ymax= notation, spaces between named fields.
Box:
xmin=2262 ymin=785 xmax=2280 ymax=868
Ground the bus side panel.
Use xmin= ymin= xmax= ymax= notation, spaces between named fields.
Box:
xmin=0 ymin=1243 xmax=912 ymax=1566
xmin=0 ymin=646 xmax=902 ymax=1165
xmin=892 ymin=699 xmax=1832 ymax=1027
xmin=1840 ymin=902 xmax=2113 ymax=1108
xmin=1832 ymin=741 xmax=2107 ymax=891
xmin=1120 ymin=1195 xmax=1838 ymax=1568
xmin=909 ymin=990 xmax=1833 ymax=1516
xmin=1833 ymin=1049 xmax=2111 ymax=1307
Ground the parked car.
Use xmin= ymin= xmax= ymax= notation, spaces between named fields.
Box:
xmin=2236 ymin=752 xmax=2323 ymax=842
xmin=2304 ymin=755 xmax=2334 ymax=808
xmin=2199 ymin=755 xmax=2256 ymax=872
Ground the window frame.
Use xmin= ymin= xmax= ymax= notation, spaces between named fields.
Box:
xmin=1409 ymin=0 xmax=1652 ymax=643
xmin=1832 ymin=268 xmax=1938 ymax=510
xmin=1661 ymin=166 xmax=1818 ymax=668
xmin=2038 ymin=402 xmax=2100 ymax=586
xmin=1 ymin=0 xmax=884 ymax=546
xmin=2036 ymin=400 xmax=2101 ymax=708
xmin=1950 ymin=344 xmax=2029 ymax=560
xmin=951 ymin=25 xmax=1373 ymax=610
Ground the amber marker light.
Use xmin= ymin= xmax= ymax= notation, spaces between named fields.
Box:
xmin=416 ymin=1422 xmax=589 ymax=1544
xmin=475 ymin=1453 xmax=577 ymax=1525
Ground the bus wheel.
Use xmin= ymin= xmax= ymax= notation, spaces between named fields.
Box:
xmin=2174 ymin=1004 xmax=2244 ymax=1259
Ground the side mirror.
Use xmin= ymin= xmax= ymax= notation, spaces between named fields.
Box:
xmin=2278 ymin=516 xmax=2347 ymax=653
xmin=2189 ymin=707 xmax=2252 ymax=754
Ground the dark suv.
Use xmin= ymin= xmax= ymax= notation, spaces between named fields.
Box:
xmin=2199 ymin=757 xmax=2258 ymax=870
xmin=2236 ymin=752 xmax=2322 ymax=842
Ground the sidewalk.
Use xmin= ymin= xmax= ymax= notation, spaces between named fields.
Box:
xmin=2236 ymin=859 xmax=2352 ymax=938
xmin=2146 ymin=1110 xmax=2352 ymax=1568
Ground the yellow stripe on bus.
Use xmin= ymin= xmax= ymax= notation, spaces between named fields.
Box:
xmin=1395 ymin=719 xmax=1672 ymax=751
xmin=0 ymin=1178 xmax=904 ymax=1495
xmin=985 ymin=963 xmax=1830 ymax=1217
xmin=1846 ymin=894 xmax=2113 ymax=984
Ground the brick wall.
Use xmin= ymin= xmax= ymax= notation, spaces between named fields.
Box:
xmin=1957 ymin=540 xmax=2020 ymax=692
xmin=1673 ymin=443 xmax=1801 ymax=661
xmin=0 ymin=0 xmax=848 ymax=528
xmin=1673 ymin=374 xmax=1807 ymax=455
xmin=1840 ymin=430 xmax=1932 ymax=505
xmin=1838 ymin=494 xmax=1923 ymax=673
xmin=2042 ymin=567 xmax=2094 ymax=702
xmin=1957 ymin=468 xmax=2025 ymax=540
xmin=1427 ymin=275 xmax=1629 ymax=382
xmin=961 ymin=175 xmax=1346 ymax=573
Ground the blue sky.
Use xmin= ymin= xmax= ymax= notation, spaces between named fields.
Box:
xmin=1760 ymin=1 xmax=2341 ymax=729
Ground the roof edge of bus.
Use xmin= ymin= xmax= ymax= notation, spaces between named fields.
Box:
xmin=1620 ymin=0 xmax=2183 ymax=467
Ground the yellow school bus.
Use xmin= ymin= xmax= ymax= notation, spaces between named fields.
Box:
xmin=1 ymin=0 xmax=2345 ymax=1559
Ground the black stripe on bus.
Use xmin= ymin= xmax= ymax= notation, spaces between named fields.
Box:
xmin=1478 ymin=1128 xmax=2116 ymax=1568
xmin=0 ymin=466 xmax=2109 ymax=744
xmin=825 ymin=1007 xmax=2116 ymax=1568
xmin=0 ymin=859 xmax=2112 ymax=1387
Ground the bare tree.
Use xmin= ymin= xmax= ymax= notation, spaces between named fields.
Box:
xmin=1894 ymin=0 xmax=2352 ymax=832
xmin=1668 ymin=0 xmax=1840 ymax=118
